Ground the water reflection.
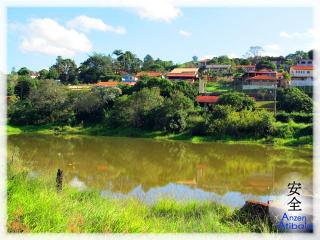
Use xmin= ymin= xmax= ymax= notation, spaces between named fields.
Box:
xmin=8 ymin=134 xmax=313 ymax=207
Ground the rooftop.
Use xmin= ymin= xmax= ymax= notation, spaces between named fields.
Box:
xmin=291 ymin=65 xmax=313 ymax=70
xmin=196 ymin=95 xmax=219 ymax=103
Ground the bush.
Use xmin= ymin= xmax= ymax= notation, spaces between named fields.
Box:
xmin=276 ymin=111 xmax=290 ymax=123
xmin=290 ymin=112 xmax=313 ymax=123
xmin=274 ymin=124 xmax=294 ymax=138
xmin=217 ymin=92 xmax=255 ymax=111
xmin=294 ymin=125 xmax=313 ymax=138
xmin=206 ymin=107 xmax=275 ymax=138
xmin=277 ymin=88 xmax=312 ymax=113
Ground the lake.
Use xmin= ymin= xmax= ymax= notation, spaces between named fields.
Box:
xmin=7 ymin=134 xmax=313 ymax=208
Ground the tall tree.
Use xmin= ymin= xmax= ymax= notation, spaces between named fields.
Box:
xmin=50 ymin=56 xmax=78 ymax=84
xmin=78 ymin=53 xmax=114 ymax=83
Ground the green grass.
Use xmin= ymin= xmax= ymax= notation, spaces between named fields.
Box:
xmin=255 ymin=101 xmax=274 ymax=110
xmin=7 ymin=163 xmax=273 ymax=233
xmin=205 ymin=82 xmax=232 ymax=93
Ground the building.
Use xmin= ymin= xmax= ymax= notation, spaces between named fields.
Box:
xmin=136 ymin=71 xmax=164 ymax=79
xmin=289 ymin=65 xmax=313 ymax=87
xmin=242 ymin=75 xmax=277 ymax=90
xmin=196 ymin=95 xmax=219 ymax=104
xmin=205 ymin=64 xmax=231 ymax=73
xmin=296 ymin=59 xmax=313 ymax=66
xmin=234 ymin=65 xmax=256 ymax=72
xmin=121 ymin=74 xmax=137 ymax=82
xmin=167 ymin=68 xmax=199 ymax=82
xmin=242 ymin=69 xmax=278 ymax=90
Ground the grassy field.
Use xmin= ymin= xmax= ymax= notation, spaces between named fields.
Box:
xmin=7 ymin=159 xmax=273 ymax=233
xmin=255 ymin=101 xmax=274 ymax=110
xmin=205 ymin=81 xmax=233 ymax=93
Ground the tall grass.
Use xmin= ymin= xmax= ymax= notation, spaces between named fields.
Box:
xmin=7 ymin=156 xmax=274 ymax=233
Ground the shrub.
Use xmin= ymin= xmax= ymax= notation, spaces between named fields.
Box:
xmin=276 ymin=111 xmax=290 ymax=123
xmin=277 ymin=88 xmax=313 ymax=113
xmin=274 ymin=124 xmax=294 ymax=138
xmin=290 ymin=112 xmax=313 ymax=123
xmin=217 ymin=92 xmax=255 ymax=111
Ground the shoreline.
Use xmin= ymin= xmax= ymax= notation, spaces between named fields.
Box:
xmin=7 ymin=124 xmax=313 ymax=148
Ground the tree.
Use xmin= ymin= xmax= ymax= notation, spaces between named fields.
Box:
xmin=142 ymin=54 xmax=154 ymax=71
xmin=14 ymin=76 xmax=38 ymax=100
xmin=192 ymin=56 xmax=198 ymax=63
xmin=17 ymin=67 xmax=31 ymax=76
xmin=277 ymin=88 xmax=312 ymax=113
xmin=29 ymin=80 xmax=71 ymax=124
xmin=308 ymin=50 xmax=313 ymax=60
xmin=244 ymin=46 xmax=264 ymax=58
xmin=217 ymin=92 xmax=255 ymax=111
xmin=38 ymin=69 xmax=49 ymax=80
xmin=113 ymin=50 xmax=142 ymax=73
xmin=256 ymin=60 xmax=276 ymax=70
xmin=78 ymin=53 xmax=114 ymax=83
xmin=50 ymin=56 xmax=78 ymax=84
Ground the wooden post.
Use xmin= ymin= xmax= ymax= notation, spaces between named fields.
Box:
xmin=56 ymin=169 xmax=63 ymax=192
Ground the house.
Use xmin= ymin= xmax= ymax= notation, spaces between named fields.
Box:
xmin=96 ymin=81 xmax=136 ymax=87
xmin=296 ymin=59 xmax=313 ymax=66
xmin=234 ymin=65 xmax=256 ymax=72
xmin=198 ymin=59 xmax=211 ymax=68
xmin=30 ymin=71 xmax=39 ymax=79
xmin=289 ymin=65 xmax=313 ymax=87
xmin=136 ymin=71 xmax=164 ymax=79
xmin=167 ymin=68 xmax=199 ymax=82
xmin=242 ymin=75 xmax=277 ymax=90
xmin=121 ymin=74 xmax=137 ymax=82
xmin=205 ymin=64 xmax=231 ymax=73
xmin=242 ymin=69 xmax=278 ymax=90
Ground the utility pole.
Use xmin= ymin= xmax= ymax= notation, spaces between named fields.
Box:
xmin=274 ymin=83 xmax=277 ymax=116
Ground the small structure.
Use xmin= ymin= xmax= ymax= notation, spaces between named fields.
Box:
xmin=243 ymin=75 xmax=277 ymax=90
xmin=196 ymin=95 xmax=219 ymax=105
xmin=136 ymin=71 xmax=163 ymax=79
xmin=167 ymin=68 xmax=199 ymax=82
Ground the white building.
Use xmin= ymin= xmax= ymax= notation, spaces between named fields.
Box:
xmin=289 ymin=65 xmax=313 ymax=87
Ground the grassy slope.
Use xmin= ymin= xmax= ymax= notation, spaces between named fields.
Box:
xmin=7 ymin=165 xmax=272 ymax=233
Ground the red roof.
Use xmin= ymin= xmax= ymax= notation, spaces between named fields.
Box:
xmin=167 ymin=73 xmax=197 ymax=78
xmin=248 ymin=75 xmax=277 ymax=81
xmin=96 ymin=81 xmax=136 ymax=87
xmin=291 ymin=65 xmax=313 ymax=70
xmin=196 ymin=96 xmax=219 ymax=103
xmin=136 ymin=71 xmax=162 ymax=77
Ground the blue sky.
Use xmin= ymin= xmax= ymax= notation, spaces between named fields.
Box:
xmin=7 ymin=6 xmax=313 ymax=72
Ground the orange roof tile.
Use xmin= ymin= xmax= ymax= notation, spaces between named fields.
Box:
xmin=248 ymin=75 xmax=277 ymax=81
xmin=291 ymin=65 xmax=313 ymax=70
xmin=196 ymin=96 xmax=219 ymax=103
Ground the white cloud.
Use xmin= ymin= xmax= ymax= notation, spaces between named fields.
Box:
xmin=200 ymin=55 xmax=215 ymax=61
xmin=262 ymin=44 xmax=283 ymax=56
xmin=227 ymin=53 xmax=239 ymax=58
xmin=135 ymin=0 xmax=182 ymax=22
xmin=179 ymin=30 xmax=191 ymax=37
xmin=280 ymin=29 xmax=314 ymax=39
xmin=20 ymin=18 xmax=92 ymax=57
xmin=67 ymin=15 xmax=126 ymax=34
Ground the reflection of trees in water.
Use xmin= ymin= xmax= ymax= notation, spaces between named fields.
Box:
xmin=8 ymin=134 xmax=312 ymax=195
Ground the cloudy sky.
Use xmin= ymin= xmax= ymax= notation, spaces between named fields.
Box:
xmin=7 ymin=5 xmax=314 ymax=71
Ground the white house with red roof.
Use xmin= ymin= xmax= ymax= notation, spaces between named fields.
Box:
xmin=242 ymin=69 xmax=278 ymax=90
xmin=289 ymin=65 xmax=313 ymax=87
